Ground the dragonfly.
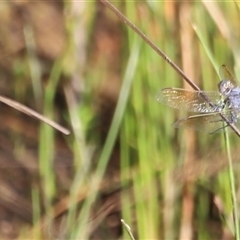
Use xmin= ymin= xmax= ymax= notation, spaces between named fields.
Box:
xmin=156 ymin=65 xmax=240 ymax=134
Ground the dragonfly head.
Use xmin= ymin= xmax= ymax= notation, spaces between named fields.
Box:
xmin=218 ymin=80 xmax=234 ymax=96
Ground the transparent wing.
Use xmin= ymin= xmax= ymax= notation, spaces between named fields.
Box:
xmin=219 ymin=65 xmax=238 ymax=85
xmin=156 ymin=88 xmax=223 ymax=113
xmin=172 ymin=110 xmax=240 ymax=134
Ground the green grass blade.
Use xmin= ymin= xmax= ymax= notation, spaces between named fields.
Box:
xmin=70 ymin=34 xmax=141 ymax=239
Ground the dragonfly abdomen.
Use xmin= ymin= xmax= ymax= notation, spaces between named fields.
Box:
xmin=227 ymin=87 xmax=240 ymax=109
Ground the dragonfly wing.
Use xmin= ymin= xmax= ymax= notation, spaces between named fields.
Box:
xmin=172 ymin=111 xmax=240 ymax=134
xmin=156 ymin=88 xmax=223 ymax=113
xmin=219 ymin=65 xmax=238 ymax=85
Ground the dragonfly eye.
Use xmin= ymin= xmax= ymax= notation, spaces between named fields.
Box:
xmin=218 ymin=80 xmax=233 ymax=96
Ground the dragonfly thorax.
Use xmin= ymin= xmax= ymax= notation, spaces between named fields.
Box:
xmin=218 ymin=80 xmax=234 ymax=96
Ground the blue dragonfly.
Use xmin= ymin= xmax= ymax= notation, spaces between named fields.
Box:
xmin=156 ymin=65 xmax=240 ymax=134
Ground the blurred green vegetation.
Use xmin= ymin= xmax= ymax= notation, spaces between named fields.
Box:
xmin=0 ymin=1 xmax=240 ymax=239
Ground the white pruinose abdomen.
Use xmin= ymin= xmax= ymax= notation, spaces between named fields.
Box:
xmin=228 ymin=87 xmax=240 ymax=108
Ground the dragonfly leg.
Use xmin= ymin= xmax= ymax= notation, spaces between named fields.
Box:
xmin=209 ymin=111 xmax=237 ymax=134
xmin=209 ymin=123 xmax=229 ymax=134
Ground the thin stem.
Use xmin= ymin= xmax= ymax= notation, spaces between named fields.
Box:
xmin=121 ymin=219 xmax=136 ymax=240
xmin=224 ymin=130 xmax=240 ymax=239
